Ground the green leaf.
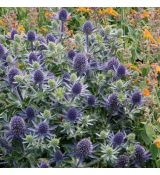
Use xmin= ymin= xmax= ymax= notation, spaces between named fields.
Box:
xmin=156 ymin=159 xmax=160 ymax=168
xmin=150 ymin=144 xmax=158 ymax=160
xmin=140 ymin=130 xmax=152 ymax=145
xmin=145 ymin=124 xmax=156 ymax=140
xmin=141 ymin=67 xmax=150 ymax=77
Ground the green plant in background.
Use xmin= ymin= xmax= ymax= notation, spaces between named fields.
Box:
xmin=0 ymin=7 xmax=159 ymax=168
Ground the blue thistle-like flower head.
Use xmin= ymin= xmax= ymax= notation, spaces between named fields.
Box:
xmin=62 ymin=72 xmax=70 ymax=83
xmin=7 ymin=68 xmax=20 ymax=84
xmin=25 ymin=107 xmax=35 ymax=120
xmin=66 ymin=107 xmax=79 ymax=122
xmin=58 ymin=8 xmax=68 ymax=21
xmin=87 ymin=95 xmax=96 ymax=106
xmin=28 ymin=52 xmax=37 ymax=64
xmin=27 ymin=30 xmax=36 ymax=42
xmin=10 ymin=116 xmax=25 ymax=138
xmin=72 ymin=82 xmax=82 ymax=95
xmin=0 ymin=43 xmax=5 ymax=59
xmin=116 ymin=64 xmax=126 ymax=77
xmin=131 ymin=91 xmax=142 ymax=106
xmin=107 ymin=93 xmax=119 ymax=110
xmin=54 ymin=150 xmax=63 ymax=163
xmin=76 ymin=138 xmax=93 ymax=159
xmin=134 ymin=144 xmax=151 ymax=163
xmin=46 ymin=33 xmax=56 ymax=43
xmin=106 ymin=57 xmax=119 ymax=71
xmin=111 ymin=131 xmax=125 ymax=148
xmin=33 ymin=70 xmax=44 ymax=84
xmin=73 ymin=53 xmax=88 ymax=74
xmin=10 ymin=29 xmax=18 ymax=40
xmin=116 ymin=155 xmax=129 ymax=168
xmin=37 ymin=121 xmax=49 ymax=137
xmin=82 ymin=21 xmax=94 ymax=35
xmin=67 ymin=49 xmax=76 ymax=59
xmin=38 ymin=161 xmax=49 ymax=168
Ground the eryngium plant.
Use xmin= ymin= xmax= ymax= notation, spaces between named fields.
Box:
xmin=0 ymin=8 xmax=151 ymax=168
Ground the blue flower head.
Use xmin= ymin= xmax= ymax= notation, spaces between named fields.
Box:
xmin=0 ymin=43 xmax=5 ymax=59
xmin=73 ymin=53 xmax=88 ymax=74
xmin=82 ymin=21 xmax=94 ymax=35
xmin=67 ymin=49 xmax=76 ymax=59
xmin=131 ymin=91 xmax=142 ymax=106
xmin=54 ymin=150 xmax=63 ymax=164
xmin=38 ymin=161 xmax=49 ymax=168
xmin=37 ymin=121 xmax=49 ymax=137
xmin=49 ymin=149 xmax=65 ymax=166
xmin=7 ymin=68 xmax=20 ymax=84
xmin=76 ymin=138 xmax=93 ymax=159
xmin=116 ymin=155 xmax=129 ymax=168
xmin=46 ymin=33 xmax=56 ymax=43
xmin=10 ymin=29 xmax=18 ymax=40
xmin=25 ymin=107 xmax=35 ymax=120
xmin=116 ymin=64 xmax=126 ymax=77
xmin=107 ymin=93 xmax=119 ymax=110
xmin=28 ymin=52 xmax=37 ymax=64
xmin=33 ymin=70 xmax=44 ymax=84
xmin=72 ymin=82 xmax=82 ymax=95
xmin=27 ymin=30 xmax=36 ymax=42
xmin=106 ymin=57 xmax=119 ymax=71
xmin=134 ymin=144 xmax=151 ymax=163
xmin=32 ymin=120 xmax=54 ymax=139
xmin=62 ymin=72 xmax=70 ymax=82
xmin=58 ymin=8 xmax=68 ymax=21
xmin=87 ymin=95 xmax=96 ymax=106
xmin=10 ymin=116 xmax=26 ymax=139
xmin=66 ymin=107 xmax=79 ymax=122
xmin=111 ymin=131 xmax=125 ymax=148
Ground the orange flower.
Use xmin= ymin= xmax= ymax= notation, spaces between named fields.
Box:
xmin=126 ymin=63 xmax=141 ymax=73
xmin=40 ymin=26 xmax=48 ymax=33
xmin=130 ymin=9 xmax=137 ymax=15
xmin=154 ymin=138 xmax=160 ymax=149
xmin=157 ymin=37 xmax=160 ymax=44
xmin=143 ymin=28 xmax=156 ymax=43
xmin=66 ymin=30 xmax=73 ymax=36
xmin=0 ymin=19 xmax=5 ymax=26
xmin=151 ymin=43 xmax=159 ymax=48
xmin=45 ymin=11 xmax=53 ymax=18
xmin=140 ymin=11 xmax=150 ymax=19
xmin=143 ymin=88 xmax=150 ymax=96
xmin=156 ymin=66 xmax=160 ymax=73
xmin=76 ymin=7 xmax=92 ymax=14
xmin=105 ymin=8 xmax=119 ymax=17
xmin=98 ymin=8 xmax=119 ymax=17
xmin=146 ymin=78 xmax=150 ymax=84
xmin=17 ymin=25 xmax=25 ymax=33
xmin=98 ymin=9 xmax=104 ymax=16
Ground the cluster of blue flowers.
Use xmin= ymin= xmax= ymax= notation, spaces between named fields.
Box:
xmin=0 ymin=8 xmax=151 ymax=168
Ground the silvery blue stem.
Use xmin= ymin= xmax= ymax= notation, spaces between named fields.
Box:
xmin=39 ymin=83 xmax=42 ymax=90
xmin=85 ymin=34 xmax=89 ymax=53
xmin=59 ymin=21 xmax=64 ymax=42
xmin=130 ymin=104 xmax=135 ymax=112
xmin=16 ymin=86 xmax=23 ymax=101
xmin=61 ymin=21 xmax=64 ymax=33
xmin=31 ymin=41 xmax=34 ymax=51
